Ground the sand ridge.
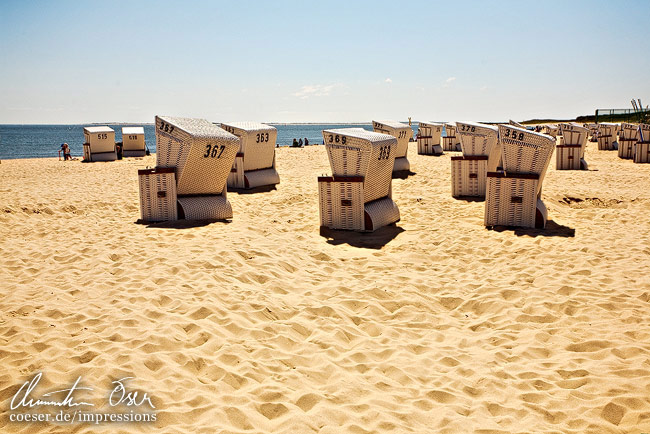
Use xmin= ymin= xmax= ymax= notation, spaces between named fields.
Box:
xmin=1 ymin=141 xmax=650 ymax=433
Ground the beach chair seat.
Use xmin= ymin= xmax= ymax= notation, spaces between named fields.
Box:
xmin=634 ymin=124 xmax=650 ymax=163
xmin=484 ymin=125 xmax=555 ymax=229
xmin=139 ymin=115 xmax=239 ymax=221
xmin=122 ymin=127 xmax=147 ymax=157
xmin=557 ymin=123 xmax=588 ymax=170
xmin=618 ymin=123 xmax=639 ymax=159
xmin=597 ymin=123 xmax=619 ymax=151
xmin=138 ymin=167 xmax=178 ymax=222
xmin=372 ymin=120 xmax=411 ymax=172
xmin=318 ymin=128 xmax=400 ymax=232
xmin=83 ymin=126 xmax=116 ymax=162
xmin=442 ymin=123 xmax=462 ymax=151
xmin=221 ymin=122 xmax=280 ymax=189
xmin=451 ymin=122 xmax=500 ymax=198
xmin=416 ymin=121 xmax=444 ymax=155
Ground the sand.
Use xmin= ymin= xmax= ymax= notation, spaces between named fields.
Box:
xmin=1 ymin=140 xmax=650 ymax=433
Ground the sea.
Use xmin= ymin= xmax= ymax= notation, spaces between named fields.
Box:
xmin=0 ymin=123 xmax=420 ymax=160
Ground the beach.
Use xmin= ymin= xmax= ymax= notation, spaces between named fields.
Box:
xmin=1 ymin=141 xmax=650 ymax=433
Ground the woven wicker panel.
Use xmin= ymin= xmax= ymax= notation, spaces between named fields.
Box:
xmin=417 ymin=122 xmax=444 ymax=155
xmin=84 ymin=127 xmax=116 ymax=154
xmin=639 ymin=124 xmax=650 ymax=142
xmin=122 ymin=127 xmax=145 ymax=152
xmin=138 ymin=170 xmax=178 ymax=222
xmin=451 ymin=158 xmax=487 ymax=197
xmin=620 ymin=123 xmax=640 ymax=141
xmin=364 ymin=197 xmax=400 ymax=231
xmin=456 ymin=122 xmax=499 ymax=157
xmin=244 ymin=167 xmax=280 ymax=189
xmin=177 ymin=196 xmax=233 ymax=220
xmin=634 ymin=142 xmax=650 ymax=163
xmin=618 ymin=139 xmax=635 ymax=159
xmin=597 ymin=135 xmax=616 ymax=151
xmin=318 ymin=179 xmax=364 ymax=231
xmin=227 ymin=156 xmax=245 ymax=189
xmin=155 ymin=116 xmax=239 ymax=196
xmin=322 ymin=128 xmax=396 ymax=204
xmin=442 ymin=136 xmax=461 ymax=151
xmin=221 ymin=122 xmax=277 ymax=172
xmin=484 ymin=175 xmax=539 ymax=228
xmin=556 ymin=146 xmax=582 ymax=170
xmin=372 ymin=120 xmax=411 ymax=159
xmin=498 ymin=125 xmax=555 ymax=176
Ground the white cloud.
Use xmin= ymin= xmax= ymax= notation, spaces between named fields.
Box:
xmin=293 ymin=84 xmax=339 ymax=99
xmin=444 ymin=77 xmax=456 ymax=88
xmin=385 ymin=78 xmax=392 ymax=83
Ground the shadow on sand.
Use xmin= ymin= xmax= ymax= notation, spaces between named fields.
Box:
xmin=136 ymin=219 xmax=230 ymax=229
xmin=229 ymin=185 xmax=278 ymax=195
xmin=392 ymin=171 xmax=416 ymax=180
xmin=488 ymin=220 xmax=575 ymax=238
xmin=320 ymin=225 xmax=405 ymax=249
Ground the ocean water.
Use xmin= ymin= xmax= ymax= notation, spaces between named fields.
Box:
xmin=0 ymin=123 xmax=420 ymax=160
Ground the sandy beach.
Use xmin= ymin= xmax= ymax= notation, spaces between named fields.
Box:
xmin=2 ymin=141 xmax=650 ymax=433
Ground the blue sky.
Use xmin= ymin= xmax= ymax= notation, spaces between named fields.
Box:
xmin=1 ymin=0 xmax=649 ymax=123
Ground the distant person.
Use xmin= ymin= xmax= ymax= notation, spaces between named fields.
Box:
xmin=298 ymin=138 xmax=303 ymax=147
xmin=292 ymin=138 xmax=299 ymax=147
xmin=116 ymin=143 xmax=123 ymax=160
xmin=58 ymin=143 xmax=72 ymax=161
xmin=304 ymin=137 xmax=309 ymax=146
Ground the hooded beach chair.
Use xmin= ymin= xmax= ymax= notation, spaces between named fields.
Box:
xmin=618 ymin=123 xmax=639 ymax=159
xmin=509 ymin=120 xmax=526 ymax=129
xmin=485 ymin=125 xmax=555 ymax=229
xmin=416 ymin=121 xmax=444 ymax=155
xmin=220 ymin=122 xmax=280 ymax=189
xmin=138 ymin=116 xmax=239 ymax=222
xmin=556 ymin=123 xmax=588 ymax=170
xmin=442 ymin=123 xmax=462 ymax=151
xmin=372 ymin=120 xmax=411 ymax=172
xmin=451 ymin=121 xmax=501 ymax=198
xmin=586 ymin=123 xmax=599 ymax=142
xmin=318 ymin=128 xmax=400 ymax=232
xmin=635 ymin=124 xmax=650 ymax=163
xmin=83 ymin=126 xmax=116 ymax=162
xmin=122 ymin=127 xmax=146 ymax=157
xmin=597 ymin=123 xmax=619 ymax=151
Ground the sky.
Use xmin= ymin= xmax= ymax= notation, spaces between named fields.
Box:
xmin=1 ymin=0 xmax=649 ymax=124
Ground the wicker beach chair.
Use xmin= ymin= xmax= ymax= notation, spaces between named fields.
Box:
xmin=83 ymin=126 xmax=116 ymax=162
xmin=597 ymin=123 xmax=619 ymax=151
xmin=509 ymin=120 xmax=525 ymax=129
xmin=220 ymin=122 xmax=280 ymax=189
xmin=138 ymin=116 xmax=239 ymax=222
xmin=635 ymin=124 xmax=650 ymax=163
xmin=556 ymin=123 xmax=588 ymax=170
xmin=442 ymin=123 xmax=462 ymax=151
xmin=451 ymin=122 xmax=500 ymax=198
xmin=618 ymin=123 xmax=639 ymax=159
xmin=318 ymin=128 xmax=400 ymax=232
xmin=416 ymin=121 xmax=444 ymax=155
xmin=586 ymin=123 xmax=599 ymax=142
xmin=372 ymin=120 xmax=411 ymax=172
xmin=122 ymin=127 xmax=146 ymax=157
xmin=484 ymin=125 xmax=556 ymax=229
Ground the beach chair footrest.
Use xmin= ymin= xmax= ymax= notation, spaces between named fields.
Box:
xmin=244 ymin=167 xmax=280 ymax=189
xmin=363 ymin=197 xmax=400 ymax=232
xmin=393 ymin=157 xmax=410 ymax=172
xmin=177 ymin=195 xmax=233 ymax=220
